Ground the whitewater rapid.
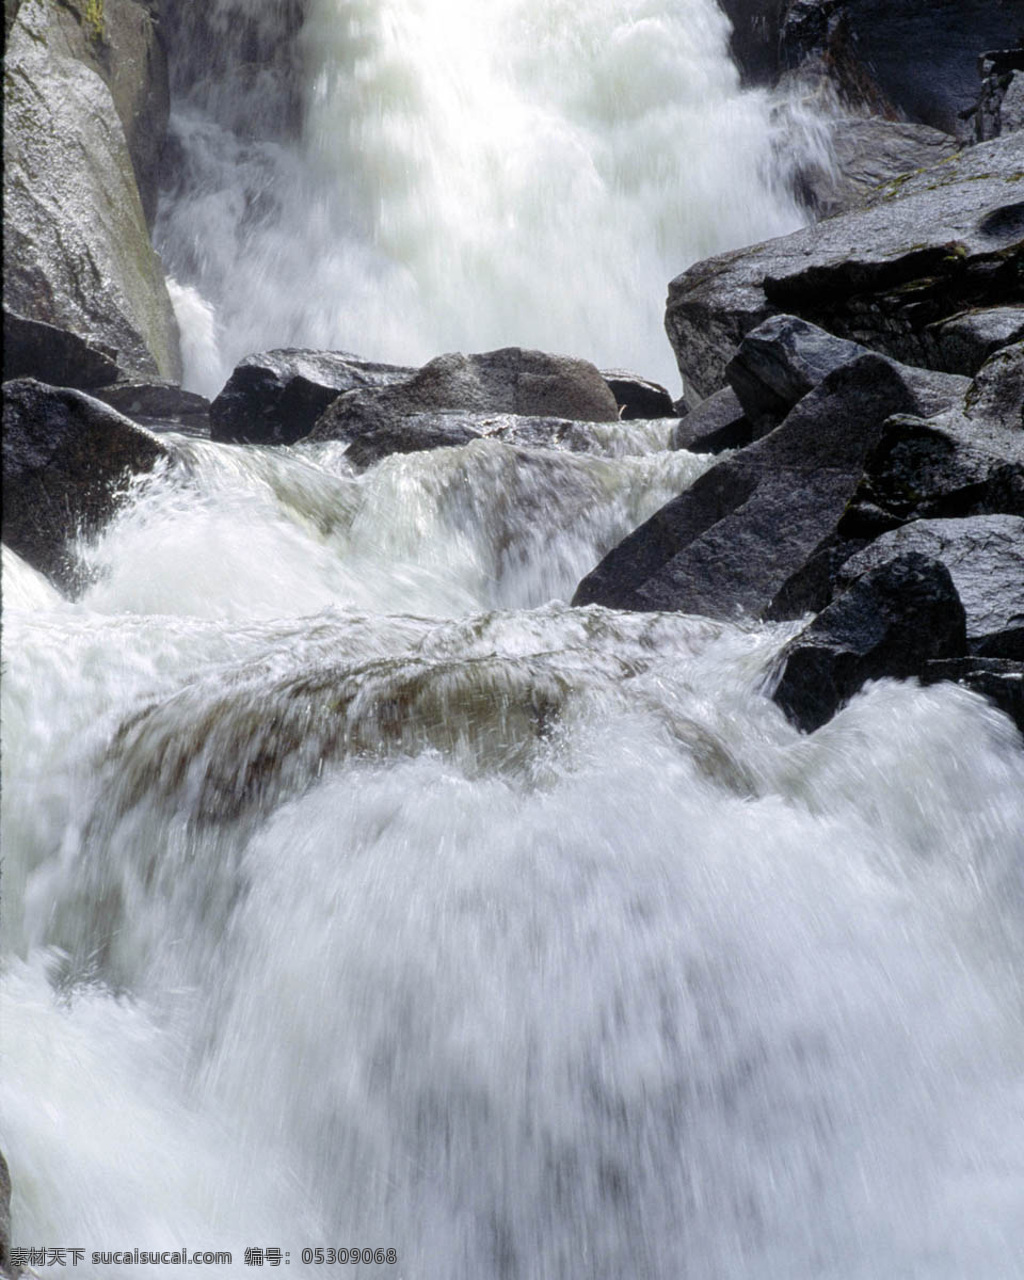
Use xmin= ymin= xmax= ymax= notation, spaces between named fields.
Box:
xmin=3 ymin=425 xmax=1024 ymax=1278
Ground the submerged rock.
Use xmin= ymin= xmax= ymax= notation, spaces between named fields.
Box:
xmin=665 ymin=133 xmax=1024 ymax=398
xmin=573 ymin=355 xmax=917 ymax=617
xmin=771 ymin=553 xmax=968 ymax=733
xmin=2 ymin=378 xmax=168 ymax=592
xmin=93 ymin=380 xmax=211 ymax=430
xmin=921 ymin=658 xmax=1024 ymax=734
xmin=210 ymin=349 xmax=414 ymax=445
xmin=3 ymin=0 xmax=180 ymax=379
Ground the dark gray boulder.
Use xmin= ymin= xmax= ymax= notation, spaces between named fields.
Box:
xmin=0 ymin=1148 xmax=12 ymax=1279
xmin=965 ymin=340 xmax=1024 ymax=430
xmin=344 ymin=415 xmax=483 ymax=471
xmin=669 ymin=387 xmax=752 ymax=455
xmin=2 ymin=378 xmax=169 ymax=592
xmin=3 ymin=0 xmax=181 ymax=380
xmin=573 ymin=354 xmax=917 ymax=617
xmin=665 ymin=133 xmax=1024 ymax=399
xmin=600 ymin=370 xmax=675 ymax=420
xmin=928 ymin=307 xmax=1024 ymax=377
xmin=835 ymin=516 xmax=1024 ymax=658
xmin=92 ymin=380 xmax=211 ymax=431
xmin=308 ymin=347 xmax=620 ymax=444
xmin=210 ymin=350 xmax=414 ymax=445
xmin=972 ymin=48 xmax=1024 ymax=142
xmin=921 ymin=658 xmax=1024 ymax=734
xmin=3 ymin=309 xmax=120 ymax=390
xmin=771 ymin=553 xmax=968 ymax=733
xmin=725 ymin=314 xmax=970 ymax=438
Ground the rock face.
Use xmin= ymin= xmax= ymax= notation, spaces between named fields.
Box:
xmin=836 ymin=516 xmax=1024 ymax=657
xmin=2 ymin=378 xmax=169 ymax=592
xmin=770 ymin=553 xmax=968 ymax=732
xmin=972 ymin=48 xmax=1024 ymax=142
xmin=3 ymin=0 xmax=181 ymax=380
xmin=573 ymin=355 xmax=917 ymax=616
xmin=721 ymin=0 xmax=1018 ymax=132
xmin=307 ymin=348 xmax=621 ymax=444
xmin=209 ymin=350 xmax=414 ymax=445
xmin=665 ymin=133 xmax=1024 ymax=399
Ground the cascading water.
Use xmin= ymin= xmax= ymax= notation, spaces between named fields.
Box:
xmin=156 ymin=0 xmax=831 ymax=395
xmin=5 ymin=4 xmax=1024 ymax=1279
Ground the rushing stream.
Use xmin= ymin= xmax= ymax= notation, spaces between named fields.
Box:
xmin=4 ymin=2 xmax=1024 ymax=1278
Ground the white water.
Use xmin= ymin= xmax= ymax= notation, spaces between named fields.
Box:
xmin=155 ymin=0 xmax=831 ymax=395
xmin=4 ymin=425 xmax=1024 ymax=1278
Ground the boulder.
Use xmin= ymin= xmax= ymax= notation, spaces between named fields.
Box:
xmin=725 ymin=314 xmax=970 ymax=437
xmin=209 ymin=350 xmax=415 ymax=445
xmin=3 ymin=309 xmax=120 ymax=390
xmin=665 ymin=133 xmax=1024 ymax=398
xmin=572 ymin=354 xmax=916 ymax=617
xmin=921 ymin=658 xmax=1024 ymax=734
xmin=0 ymin=1148 xmax=12 ymax=1279
xmin=836 ymin=516 xmax=1024 ymax=657
xmin=770 ymin=553 xmax=968 ymax=733
xmin=344 ymin=415 xmax=483 ymax=471
xmin=669 ymin=387 xmax=752 ymax=455
xmin=927 ymin=307 xmax=1024 ymax=376
xmin=3 ymin=0 xmax=180 ymax=380
xmin=2 ymin=378 xmax=169 ymax=592
xmin=308 ymin=347 xmax=620 ymax=444
xmin=92 ymin=380 xmax=211 ymax=431
xmin=600 ymin=370 xmax=675 ymax=419
xmin=965 ymin=339 xmax=1024 ymax=429
xmin=972 ymin=49 xmax=1024 ymax=142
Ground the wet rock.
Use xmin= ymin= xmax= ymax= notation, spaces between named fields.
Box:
xmin=725 ymin=314 xmax=970 ymax=438
xmin=771 ymin=553 xmax=967 ymax=733
xmin=3 ymin=309 xmax=120 ymax=390
xmin=965 ymin=339 xmax=1024 ymax=429
xmin=971 ymin=49 xmax=1024 ymax=142
xmin=210 ymin=350 xmax=414 ymax=445
xmin=92 ymin=380 xmax=211 ymax=431
xmin=3 ymin=0 xmax=180 ymax=379
xmin=794 ymin=118 xmax=959 ymax=220
xmin=2 ymin=378 xmax=169 ymax=592
xmin=921 ymin=658 xmax=1024 ymax=734
xmin=928 ymin=307 xmax=1024 ymax=376
xmin=573 ymin=354 xmax=916 ymax=617
xmin=669 ymin=387 xmax=752 ymax=455
xmin=600 ymin=370 xmax=676 ymax=420
xmin=665 ymin=133 xmax=1024 ymax=398
xmin=344 ymin=415 xmax=483 ymax=471
xmin=723 ymin=1 xmax=1018 ymax=132
xmin=836 ymin=516 xmax=1024 ymax=658
xmin=308 ymin=347 xmax=620 ymax=444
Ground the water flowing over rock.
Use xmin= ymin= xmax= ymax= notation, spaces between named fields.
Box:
xmin=3 ymin=0 xmax=180 ymax=380
xmin=2 ymin=378 xmax=169 ymax=592
xmin=770 ymin=553 xmax=968 ymax=732
xmin=665 ymin=132 xmax=1024 ymax=398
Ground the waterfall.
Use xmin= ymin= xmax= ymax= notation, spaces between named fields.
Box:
xmin=155 ymin=0 xmax=830 ymax=396
xmin=5 ymin=4 xmax=1024 ymax=1278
